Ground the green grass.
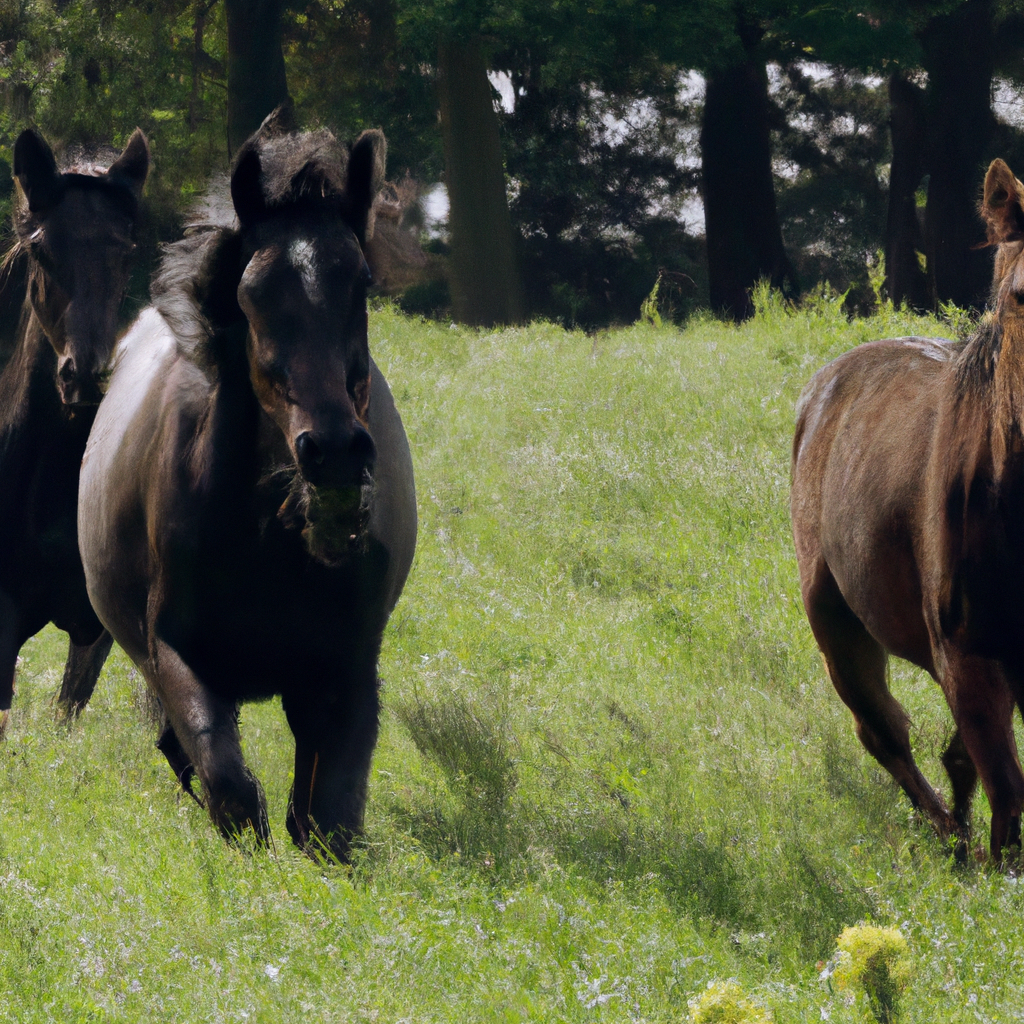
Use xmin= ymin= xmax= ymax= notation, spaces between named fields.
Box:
xmin=1 ymin=294 xmax=1021 ymax=1021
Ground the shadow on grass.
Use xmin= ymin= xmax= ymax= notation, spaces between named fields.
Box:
xmin=387 ymin=686 xmax=877 ymax=957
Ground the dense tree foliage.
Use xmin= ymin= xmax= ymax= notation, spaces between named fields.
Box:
xmin=2 ymin=0 xmax=1024 ymax=326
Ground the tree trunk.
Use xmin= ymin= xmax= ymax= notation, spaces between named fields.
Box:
xmin=921 ymin=0 xmax=994 ymax=310
xmin=437 ymin=34 xmax=524 ymax=327
xmin=225 ymin=0 xmax=290 ymax=154
xmin=885 ymin=71 xmax=930 ymax=310
xmin=189 ymin=0 xmax=217 ymax=133
xmin=700 ymin=34 xmax=794 ymax=320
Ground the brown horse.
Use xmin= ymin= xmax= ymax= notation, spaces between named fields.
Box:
xmin=0 ymin=129 xmax=148 ymax=735
xmin=78 ymin=112 xmax=417 ymax=860
xmin=790 ymin=158 xmax=1024 ymax=861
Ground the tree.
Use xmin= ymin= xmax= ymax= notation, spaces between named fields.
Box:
xmin=772 ymin=64 xmax=891 ymax=310
xmin=436 ymin=34 xmax=523 ymax=325
xmin=884 ymin=71 xmax=930 ymax=309
xmin=920 ymin=0 xmax=995 ymax=309
xmin=225 ymin=0 xmax=290 ymax=153
xmin=700 ymin=12 xmax=795 ymax=319
xmin=393 ymin=1 xmax=529 ymax=327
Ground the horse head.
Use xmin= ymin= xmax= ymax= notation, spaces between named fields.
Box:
xmin=982 ymin=159 xmax=1024 ymax=318
xmin=230 ymin=121 xmax=385 ymax=564
xmin=13 ymin=128 xmax=149 ymax=407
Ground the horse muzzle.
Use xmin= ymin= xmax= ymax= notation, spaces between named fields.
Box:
xmin=293 ymin=425 xmax=376 ymax=490
xmin=56 ymin=356 xmax=104 ymax=407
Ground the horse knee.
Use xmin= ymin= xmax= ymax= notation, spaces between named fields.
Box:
xmin=854 ymin=715 xmax=910 ymax=765
xmin=199 ymin=763 xmax=269 ymax=844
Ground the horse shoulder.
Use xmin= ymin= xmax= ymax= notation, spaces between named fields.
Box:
xmin=922 ymin=392 xmax=1024 ymax=651
xmin=366 ymin=357 xmax=417 ymax=610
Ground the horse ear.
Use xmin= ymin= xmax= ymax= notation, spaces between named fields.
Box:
xmin=13 ymin=129 xmax=61 ymax=214
xmin=230 ymin=142 xmax=266 ymax=227
xmin=983 ymin=159 xmax=1024 ymax=244
xmin=255 ymin=99 xmax=296 ymax=139
xmin=344 ymin=130 xmax=386 ymax=244
xmin=108 ymin=128 xmax=150 ymax=200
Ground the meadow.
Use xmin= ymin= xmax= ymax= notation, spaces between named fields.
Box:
xmin=2 ymin=292 xmax=1023 ymax=1022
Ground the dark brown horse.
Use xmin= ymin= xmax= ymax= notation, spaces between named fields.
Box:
xmin=78 ymin=113 xmax=417 ymax=860
xmin=0 ymin=129 xmax=148 ymax=735
xmin=790 ymin=158 xmax=1024 ymax=860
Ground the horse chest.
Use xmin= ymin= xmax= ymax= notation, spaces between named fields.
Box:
xmin=168 ymin=531 xmax=387 ymax=699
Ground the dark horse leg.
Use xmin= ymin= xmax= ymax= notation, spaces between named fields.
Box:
xmin=156 ymin=715 xmax=200 ymax=803
xmin=940 ymin=728 xmax=979 ymax=841
xmin=148 ymin=639 xmax=268 ymax=843
xmin=56 ymin=629 xmax=114 ymax=721
xmin=282 ymin=672 xmax=380 ymax=862
xmin=802 ymin=560 xmax=958 ymax=840
xmin=944 ymin=652 xmax=1024 ymax=861
xmin=0 ymin=590 xmax=20 ymax=738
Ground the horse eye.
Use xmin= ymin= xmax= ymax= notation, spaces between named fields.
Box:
xmin=261 ymin=359 xmax=289 ymax=393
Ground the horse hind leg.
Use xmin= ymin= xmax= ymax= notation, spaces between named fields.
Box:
xmin=940 ymin=727 xmax=978 ymax=849
xmin=56 ymin=630 xmax=114 ymax=722
xmin=947 ymin=655 xmax=1024 ymax=861
xmin=804 ymin=562 xmax=957 ymax=840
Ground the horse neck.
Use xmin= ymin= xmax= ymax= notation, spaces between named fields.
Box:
xmin=192 ymin=331 xmax=263 ymax=494
xmin=988 ymin=311 xmax=1024 ymax=472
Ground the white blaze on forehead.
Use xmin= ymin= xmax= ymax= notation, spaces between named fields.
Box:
xmin=289 ymin=237 xmax=321 ymax=303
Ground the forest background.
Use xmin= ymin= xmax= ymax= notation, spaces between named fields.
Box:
xmin=0 ymin=0 xmax=1021 ymax=330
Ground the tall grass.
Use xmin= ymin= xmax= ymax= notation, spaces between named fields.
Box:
xmin=0 ymin=297 xmax=1020 ymax=1021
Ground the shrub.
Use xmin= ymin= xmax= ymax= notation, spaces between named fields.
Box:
xmin=831 ymin=924 xmax=911 ymax=1023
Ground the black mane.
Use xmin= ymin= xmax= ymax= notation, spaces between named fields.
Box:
xmin=15 ymin=166 xmax=142 ymax=241
xmin=247 ymin=129 xmax=348 ymax=210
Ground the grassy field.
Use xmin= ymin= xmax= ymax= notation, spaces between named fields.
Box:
xmin=2 ymin=293 xmax=1023 ymax=1022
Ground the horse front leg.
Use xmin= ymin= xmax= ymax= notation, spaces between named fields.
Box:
xmin=56 ymin=629 xmax=114 ymax=721
xmin=147 ymin=638 xmax=269 ymax=845
xmin=283 ymin=675 xmax=380 ymax=862
xmin=940 ymin=727 xmax=978 ymax=856
xmin=944 ymin=652 xmax=1024 ymax=861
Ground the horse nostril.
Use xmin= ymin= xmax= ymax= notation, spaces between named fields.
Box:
xmin=295 ymin=431 xmax=325 ymax=480
xmin=349 ymin=427 xmax=376 ymax=480
xmin=57 ymin=356 xmax=76 ymax=382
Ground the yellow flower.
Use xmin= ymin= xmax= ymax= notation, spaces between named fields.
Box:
xmin=689 ymin=980 xmax=772 ymax=1024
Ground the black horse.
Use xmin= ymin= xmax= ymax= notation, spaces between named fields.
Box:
xmin=78 ymin=113 xmax=417 ymax=859
xmin=0 ymin=128 xmax=148 ymax=735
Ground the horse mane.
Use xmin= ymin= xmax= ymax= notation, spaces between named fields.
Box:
xmin=151 ymin=129 xmax=351 ymax=369
xmin=952 ymin=318 xmax=1001 ymax=397
xmin=248 ymin=129 xmax=348 ymax=209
